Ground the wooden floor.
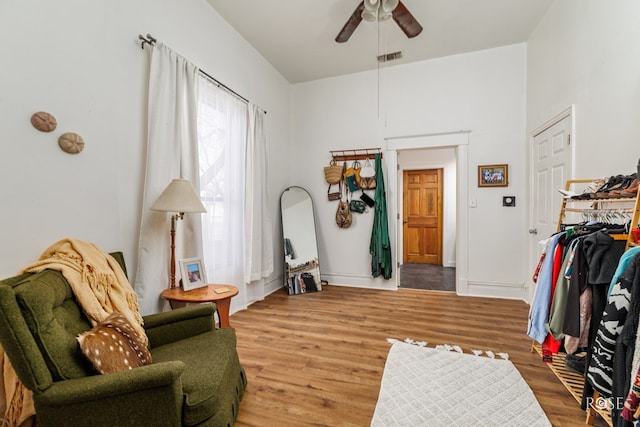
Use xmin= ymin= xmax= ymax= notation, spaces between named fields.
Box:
xmin=231 ymin=285 xmax=605 ymax=427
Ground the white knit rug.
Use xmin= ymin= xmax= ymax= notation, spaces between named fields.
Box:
xmin=371 ymin=341 xmax=551 ymax=427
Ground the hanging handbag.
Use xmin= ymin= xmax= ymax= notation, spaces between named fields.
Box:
xmin=336 ymin=199 xmax=352 ymax=228
xmin=360 ymin=191 xmax=375 ymax=207
xmin=324 ymin=158 xmax=342 ymax=185
xmin=349 ymin=199 xmax=366 ymax=213
xmin=359 ymin=158 xmax=376 ymax=190
xmin=327 ymin=184 xmax=341 ymax=201
xmin=343 ymin=161 xmax=360 ymax=192
xmin=360 ymin=176 xmax=376 ymax=190
xmin=353 ymin=160 xmax=362 ymax=185
xmin=336 ymin=174 xmax=352 ymax=227
xmin=360 ymin=157 xmax=375 ymax=178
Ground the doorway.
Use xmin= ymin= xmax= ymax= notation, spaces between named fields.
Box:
xmin=385 ymin=131 xmax=470 ymax=294
xmin=396 ymin=148 xmax=457 ymax=291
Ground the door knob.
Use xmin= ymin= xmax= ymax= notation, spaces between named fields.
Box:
xmin=528 ymin=229 xmax=538 ymax=235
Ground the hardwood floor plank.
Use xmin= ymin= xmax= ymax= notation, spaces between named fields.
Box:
xmin=231 ymin=285 xmax=606 ymax=426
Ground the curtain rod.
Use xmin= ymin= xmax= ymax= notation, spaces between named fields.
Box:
xmin=137 ymin=33 xmax=266 ymax=115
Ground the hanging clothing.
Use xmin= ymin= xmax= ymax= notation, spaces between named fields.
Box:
xmin=580 ymin=231 xmax=627 ymax=411
xmin=586 ymin=265 xmax=634 ymax=397
xmin=528 ymin=232 xmax=565 ymax=344
xmin=612 ymin=254 xmax=640 ymax=427
xmin=547 ymin=243 xmax=575 ymax=340
xmin=608 ymin=247 xmax=640 ymax=298
xmin=370 ymin=153 xmax=392 ymax=280
xmin=617 ymin=254 xmax=640 ymax=425
xmin=541 ymin=238 xmax=566 ymax=359
xmin=563 ymin=238 xmax=590 ymax=338
xmin=284 ymin=238 xmax=296 ymax=259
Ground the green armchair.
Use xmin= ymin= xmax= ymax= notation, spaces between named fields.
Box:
xmin=0 ymin=252 xmax=246 ymax=427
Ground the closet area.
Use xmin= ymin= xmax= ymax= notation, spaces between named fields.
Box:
xmin=529 ymin=172 xmax=640 ymax=427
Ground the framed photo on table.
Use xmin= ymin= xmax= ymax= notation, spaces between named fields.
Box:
xmin=179 ymin=257 xmax=208 ymax=291
xmin=478 ymin=164 xmax=509 ymax=187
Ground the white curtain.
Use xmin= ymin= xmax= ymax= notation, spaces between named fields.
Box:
xmin=245 ymin=104 xmax=274 ymax=302
xmin=135 ymin=42 xmax=202 ymax=315
xmin=197 ymin=76 xmax=249 ymax=311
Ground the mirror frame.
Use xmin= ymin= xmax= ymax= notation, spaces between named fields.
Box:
xmin=280 ymin=186 xmax=322 ymax=295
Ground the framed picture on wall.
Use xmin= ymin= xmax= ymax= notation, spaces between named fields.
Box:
xmin=478 ymin=164 xmax=509 ymax=187
xmin=179 ymin=257 xmax=208 ymax=291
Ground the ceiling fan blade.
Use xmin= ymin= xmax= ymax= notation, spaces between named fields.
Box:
xmin=392 ymin=1 xmax=423 ymax=38
xmin=335 ymin=1 xmax=365 ymax=43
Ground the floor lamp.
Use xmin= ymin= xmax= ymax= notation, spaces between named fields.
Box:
xmin=151 ymin=178 xmax=206 ymax=289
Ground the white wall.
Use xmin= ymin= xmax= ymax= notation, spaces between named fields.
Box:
xmin=527 ymin=0 xmax=640 ymax=177
xmin=291 ymin=44 xmax=528 ymax=298
xmin=0 ymin=0 xmax=291 ymax=311
xmin=526 ymin=1 xmax=640 ymax=302
xmin=10 ymin=0 xmax=634 ymax=305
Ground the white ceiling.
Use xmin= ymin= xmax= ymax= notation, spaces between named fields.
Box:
xmin=206 ymin=0 xmax=554 ymax=84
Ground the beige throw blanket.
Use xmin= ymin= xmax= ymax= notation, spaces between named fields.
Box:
xmin=1 ymin=238 xmax=146 ymax=426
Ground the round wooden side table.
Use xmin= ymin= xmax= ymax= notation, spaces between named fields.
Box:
xmin=160 ymin=284 xmax=239 ymax=328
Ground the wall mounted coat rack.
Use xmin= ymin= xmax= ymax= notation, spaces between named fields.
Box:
xmin=329 ymin=148 xmax=383 ymax=162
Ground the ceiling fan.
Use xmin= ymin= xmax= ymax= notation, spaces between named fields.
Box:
xmin=335 ymin=0 xmax=423 ymax=43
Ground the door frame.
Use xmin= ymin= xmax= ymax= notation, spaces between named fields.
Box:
xmin=385 ymin=131 xmax=470 ymax=295
xmin=526 ymin=105 xmax=575 ymax=303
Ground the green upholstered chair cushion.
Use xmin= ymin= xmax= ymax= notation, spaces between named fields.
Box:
xmin=14 ymin=269 xmax=95 ymax=380
xmin=151 ymin=327 xmax=243 ymax=426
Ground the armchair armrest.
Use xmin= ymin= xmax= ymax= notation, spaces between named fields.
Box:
xmin=35 ymin=361 xmax=185 ymax=427
xmin=144 ymin=304 xmax=216 ymax=348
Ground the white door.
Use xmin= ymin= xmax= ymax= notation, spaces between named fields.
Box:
xmin=528 ymin=111 xmax=573 ymax=302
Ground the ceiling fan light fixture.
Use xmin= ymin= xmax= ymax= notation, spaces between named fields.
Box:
xmin=378 ymin=11 xmax=392 ymax=21
xmin=361 ymin=9 xmax=377 ymax=22
xmin=364 ymin=0 xmax=379 ymax=12
xmin=381 ymin=0 xmax=399 ymax=13
xmin=336 ymin=0 xmax=422 ymax=43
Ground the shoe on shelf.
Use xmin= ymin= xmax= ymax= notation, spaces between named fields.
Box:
xmin=596 ymin=173 xmax=637 ymax=198
xmin=620 ymin=178 xmax=639 ymax=197
xmin=566 ymin=177 xmax=609 ymax=199
xmin=595 ymin=175 xmax=625 ymax=198
xmin=586 ymin=177 xmax=608 ymax=194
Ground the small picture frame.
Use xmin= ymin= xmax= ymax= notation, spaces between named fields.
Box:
xmin=179 ymin=257 xmax=207 ymax=291
xmin=478 ymin=164 xmax=509 ymax=187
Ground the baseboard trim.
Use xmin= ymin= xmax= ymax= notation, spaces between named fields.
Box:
xmin=321 ymin=273 xmax=397 ymax=290
xmin=463 ymin=281 xmax=526 ymax=300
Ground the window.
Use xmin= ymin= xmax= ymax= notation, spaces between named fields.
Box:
xmin=197 ymin=76 xmax=247 ymax=284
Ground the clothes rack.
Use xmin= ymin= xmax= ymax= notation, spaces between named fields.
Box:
xmin=556 ymin=179 xmax=640 ymax=250
xmin=532 ymin=178 xmax=640 ymax=426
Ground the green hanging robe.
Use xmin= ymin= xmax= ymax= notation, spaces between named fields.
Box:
xmin=370 ymin=153 xmax=392 ymax=279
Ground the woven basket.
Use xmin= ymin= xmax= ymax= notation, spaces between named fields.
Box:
xmin=324 ymin=160 xmax=343 ymax=184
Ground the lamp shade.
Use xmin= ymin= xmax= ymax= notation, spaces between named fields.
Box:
xmin=150 ymin=179 xmax=206 ymax=213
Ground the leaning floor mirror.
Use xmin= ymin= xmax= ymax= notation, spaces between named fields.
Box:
xmin=280 ymin=186 xmax=322 ymax=295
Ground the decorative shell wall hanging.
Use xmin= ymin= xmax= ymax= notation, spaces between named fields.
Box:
xmin=30 ymin=111 xmax=57 ymax=132
xmin=58 ymin=132 xmax=85 ymax=154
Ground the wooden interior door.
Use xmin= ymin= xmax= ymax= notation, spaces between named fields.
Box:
xmin=403 ymin=168 xmax=443 ymax=264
